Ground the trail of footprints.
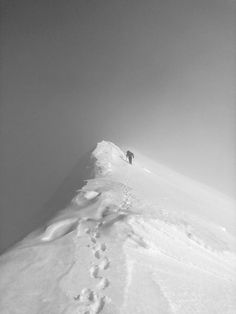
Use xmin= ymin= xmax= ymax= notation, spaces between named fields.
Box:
xmin=74 ymin=222 xmax=111 ymax=314
xmin=74 ymin=186 xmax=133 ymax=313
xmin=120 ymin=185 xmax=132 ymax=213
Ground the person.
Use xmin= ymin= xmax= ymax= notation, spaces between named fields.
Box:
xmin=126 ymin=150 xmax=134 ymax=165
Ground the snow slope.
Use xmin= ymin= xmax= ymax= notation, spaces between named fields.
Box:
xmin=0 ymin=141 xmax=235 ymax=314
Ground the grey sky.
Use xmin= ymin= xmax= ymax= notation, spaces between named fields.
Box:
xmin=0 ymin=0 xmax=235 ymax=252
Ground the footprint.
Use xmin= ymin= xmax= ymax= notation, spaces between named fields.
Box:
xmin=99 ymin=257 xmax=110 ymax=270
xmin=91 ymin=237 xmax=97 ymax=244
xmin=96 ymin=278 xmax=110 ymax=290
xmin=89 ymin=265 xmax=100 ymax=279
xmin=85 ymin=227 xmax=91 ymax=234
xmin=94 ymin=250 xmax=101 ymax=259
xmin=74 ymin=294 xmax=80 ymax=301
xmin=92 ymin=231 xmax=100 ymax=239
xmin=90 ymin=295 xmax=106 ymax=314
xmin=77 ymin=291 xmax=107 ymax=314
xmin=96 ymin=222 xmax=103 ymax=229
xmin=76 ymin=225 xmax=86 ymax=238
xmin=80 ymin=288 xmax=95 ymax=304
xmin=92 ymin=243 xmax=106 ymax=258
xmin=99 ymin=243 xmax=106 ymax=252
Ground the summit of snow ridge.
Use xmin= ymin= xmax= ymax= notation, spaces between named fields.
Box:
xmin=92 ymin=141 xmax=125 ymax=177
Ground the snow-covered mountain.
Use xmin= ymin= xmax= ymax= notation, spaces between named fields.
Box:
xmin=0 ymin=141 xmax=236 ymax=314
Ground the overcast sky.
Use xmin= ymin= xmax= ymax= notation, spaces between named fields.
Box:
xmin=0 ymin=0 xmax=235 ymax=252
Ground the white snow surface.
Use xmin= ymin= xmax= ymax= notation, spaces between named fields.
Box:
xmin=0 ymin=140 xmax=236 ymax=314
xmin=84 ymin=191 xmax=100 ymax=200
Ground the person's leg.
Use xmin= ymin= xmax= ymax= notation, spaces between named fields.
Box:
xmin=129 ymin=156 xmax=132 ymax=164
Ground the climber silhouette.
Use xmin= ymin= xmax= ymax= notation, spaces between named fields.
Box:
xmin=126 ymin=150 xmax=134 ymax=165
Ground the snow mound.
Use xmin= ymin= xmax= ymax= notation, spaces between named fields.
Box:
xmin=41 ymin=218 xmax=78 ymax=242
xmin=92 ymin=141 xmax=125 ymax=177
xmin=84 ymin=191 xmax=100 ymax=200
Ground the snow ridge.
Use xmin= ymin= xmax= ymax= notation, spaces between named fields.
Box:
xmin=40 ymin=141 xmax=236 ymax=313
xmin=0 ymin=141 xmax=235 ymax=314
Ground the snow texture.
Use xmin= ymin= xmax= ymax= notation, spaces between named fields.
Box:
xmin=0 ymin=140 xmax=235 ymax=314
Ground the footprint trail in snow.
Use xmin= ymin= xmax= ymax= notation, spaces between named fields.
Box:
xmin=74 ymin=215 xmax=112 ymax=313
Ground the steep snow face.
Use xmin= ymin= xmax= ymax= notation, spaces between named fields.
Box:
xmin=0 ymin=141 xmax=235 ymax=314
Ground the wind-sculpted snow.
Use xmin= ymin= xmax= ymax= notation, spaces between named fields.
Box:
xmin=92 ymin=141 xmax=125 ymax=177
xmin=0 ymin=141 xmax=235 ymax=313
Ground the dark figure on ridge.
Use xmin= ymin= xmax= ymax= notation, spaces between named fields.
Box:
xmin=126 ymin=150 xmax=134 ymax=165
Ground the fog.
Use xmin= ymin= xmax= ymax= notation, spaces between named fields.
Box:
xmin=0 ymin=0 xmax=235 ymax=252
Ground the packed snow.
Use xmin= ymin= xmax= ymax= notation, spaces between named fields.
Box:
xmin=0 ymin=140 xmax=235 ymax=314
